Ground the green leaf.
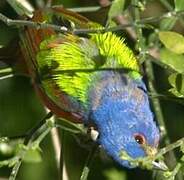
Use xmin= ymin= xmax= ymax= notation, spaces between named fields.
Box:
xmin=108 ymin=0 xmax=125 ymax=20
xmin=175 ymin=0 xmax=184 ymax=11
xmin=6 ymin=0 xmax=34 ymax=17
xmin=180 ymin=144 xmax=184 ymax=153
xmin=159 ymin=17 xmax=177 ymax=31
xmin=103 ymin=168 xmax=127 ymax=180
xmin=160 ymin=48 xmax=184 ymax=73
xmin=168 ymin=73 xmax=184 ymax=97
xmin=159 ymin=31 xmax=184 ymax=54
xmin=181 ymin=155 xmax=184 ymax=162
xmin=23 ymin=148 xmax=42 ymax=163
xmin=169 ymin=87 xmax=184 ymax=97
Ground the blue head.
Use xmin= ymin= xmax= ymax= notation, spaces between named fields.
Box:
xmin=88 ymin=72 xmax=160 ymax=168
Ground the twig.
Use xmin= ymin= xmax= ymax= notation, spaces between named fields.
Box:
xmin=68 ymin=6 xmax=102 ymax=13
xmin=9 ymin=160 xmax=22 ymax=180
xmin=60 ymin=131 xmax=69 ymax=180
xmin=132 ymin=1 xmax=184 ymax=180
xmin=80 ymin=144 xmax=98 ymax=180
xmin=131 ymin=0 xmax=180 ymax=176
xmin=157 ymin=138 xmax=184 ymax=157
xmin=8 ymin=112 xmax=54 ymax=180
xmin=145 ymin=61 xmax=168 ymax=138
xmin=0 ymin=74 xmax=14 ymax=80
xmin=132 ymin=0 xmax=168 ymax=147
xmin=50 ymin=125 xmax=61 ymax=171
xmin=0 ymin=11 xmax=184 ymax=35
xmin=0 ymin=13 xmax=68 ymax=33
xmin=159 ymin=0 xmax=184 ymax=28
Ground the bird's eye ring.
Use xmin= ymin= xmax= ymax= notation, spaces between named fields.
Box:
xmin=134 ymin=133 xmax=146 ymax=145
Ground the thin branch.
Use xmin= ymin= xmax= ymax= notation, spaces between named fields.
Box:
xmin=80 ymin=144 xmax=98 ymax=180
xmin=159 ymin=0 xmax=184 ymax=28
xmin=68 ymin=6 xmax=102 ymax=13
xmin=8 ymin=112 xmax=54 ymax=180
xmin=131 ymin=1 xmax=184 ymax=180
xmin=131 ymin=0 xmax=168 ymax=145
xmin=0 ymin=13 xmax=68 ymax=33
xmin=50 ymin=125 xmax=61 ymax=170
xmin=131 ymin=0 xmax=179 ymax=176
xmin=0 ymin=11 xmax=184 ymax=35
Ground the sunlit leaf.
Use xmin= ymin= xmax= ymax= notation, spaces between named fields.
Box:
xmin=159 ymin=31 xmax=184 ymax=54
xmin=175 ymin=0 xmax=184 ymax=11
xmin=23 ymin=148 xmax=42 ymax=163
xmin=169 ymin=88 xmax=184 ymax=97
xmin=160 ymin=48 xmax=184 ymax=73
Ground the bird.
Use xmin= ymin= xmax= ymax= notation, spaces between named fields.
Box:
xmin=19 ymin=7 xmax=161 ymax=169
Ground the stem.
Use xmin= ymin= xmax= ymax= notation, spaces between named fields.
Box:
xmin=56 ymin=117 xmax=86 ymax=134
xmin=0 ymin=67 xmax=14 ymax=80
xmin=159 ymin=0 xmax=184 ymax=28
xmin=145 ymin=61 xmax=167 ymax=139
xmin=132 ymin=0 xmax=147 ymax=63
xmin=0 ymin=13 xmax=68 ymax=33
xmin=50 ymin=126 xmax=61 ymax=171
xmin=80 ymin=144 xmax=98 ymax=180
xmin=131 ymin=0 xmax=169 ymax=150
xmin=157 ymin=138 xmax=184 ymax=157
xmin=8 ymin=112 xmax=54 ymax=180
xmin=131 ymin=0 xmax=182 ymax=179
xmin=0 ymin=74 xmax=14 ymax=80
xmin=9 ymin=160 xmax=22 ymax=180
xmin=0 ymin=67 xmax=12 ymax=74
xmin=169 ymin=163 xmax=182 ymax=179
xmin=68 ymin=6 xmax=101 ymax=13
xmin=0 ymin=11 xmax=184 ymax=35
xmin=60 ymin=131 xmax=69 ymax=180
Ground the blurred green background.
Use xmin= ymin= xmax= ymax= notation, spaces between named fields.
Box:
xmin=0 ymin=0 xmax=184 ymax=180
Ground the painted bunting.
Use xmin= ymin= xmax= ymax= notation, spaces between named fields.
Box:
xmin=19 ymin=7 xmax=161 ymax=169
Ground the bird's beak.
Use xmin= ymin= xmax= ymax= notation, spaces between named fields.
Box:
xmin=152 ymin=160 xmax=168 ymax=171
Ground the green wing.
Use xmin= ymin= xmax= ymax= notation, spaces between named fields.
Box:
xmin=37 ymin=33 xmax=140 ymax=108
xmin=22 ymin=7 xmax=141 ymax=112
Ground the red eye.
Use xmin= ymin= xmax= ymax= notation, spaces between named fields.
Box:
xmin=134 ymin=134 xmax=146 ymax=145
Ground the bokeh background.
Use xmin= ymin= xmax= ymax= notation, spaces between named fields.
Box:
xmin=0 ymin=0 xmax=184 ymax=179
